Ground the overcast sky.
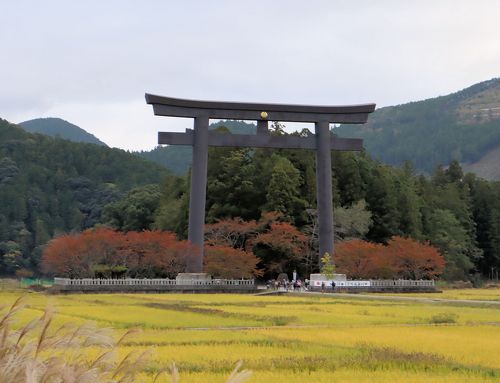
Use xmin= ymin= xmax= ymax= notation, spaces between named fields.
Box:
xmin=1 ymin=1 xmax=500 ymax=151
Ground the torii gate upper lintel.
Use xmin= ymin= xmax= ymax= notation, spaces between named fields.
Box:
xmin=146 ymin=93 xmax=375 ymax=273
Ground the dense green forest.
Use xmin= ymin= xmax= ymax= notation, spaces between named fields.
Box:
xmin=335 ymin=78 xmax=500 ymax=175
xmin=0 ymin=118 xmax=170 ymax=276
xmin=1 ymin=117 xmax=499 ymax=281
xmin=109 ymin=127 xmax=500 ymax=281
xmin=20 ymin=117 xmax=107 ymax=146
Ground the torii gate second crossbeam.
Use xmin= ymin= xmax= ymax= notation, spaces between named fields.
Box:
xmin=146 ymin=94 xmax=375 ymax=273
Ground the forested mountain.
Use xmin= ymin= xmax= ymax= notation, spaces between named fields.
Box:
xmin=135 ymin=120 xmax=256 ymax=174
xmin=335 ymin=78 xmax=500 ymax=179
xmin=0 ymin=118 xmax=170 ymax=276
xmin=20 ymin=117 xmax=107 ymax=146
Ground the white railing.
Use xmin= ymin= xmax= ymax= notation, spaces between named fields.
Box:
xmin=370 ymin=279 xmax=435 ymax=287
xmin=311 ymin=279 xmax=435 ymax=289
xmin=54 ymin=277 xmax=433 ymax=289
xmin=53 ymin=277 xmax=254 ymax=287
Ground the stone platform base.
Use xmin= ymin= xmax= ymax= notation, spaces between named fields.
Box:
xmin=176 ymin=273 xmax=211 ymax=284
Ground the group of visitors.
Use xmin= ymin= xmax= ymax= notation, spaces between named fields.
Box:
xmin=267 ymin=278 xmax=310 ymax=291
xmin=266 ymin=276 xmax=339 ymax=293
xmin=321 ymin=280 xmax=336 ymax=293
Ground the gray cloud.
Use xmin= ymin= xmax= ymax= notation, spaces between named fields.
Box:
xmin=1 ymin=1 xmax=500 ymax=150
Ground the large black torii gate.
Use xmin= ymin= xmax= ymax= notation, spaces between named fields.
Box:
xmin=146 ymin=94 xmax=375 ymax=273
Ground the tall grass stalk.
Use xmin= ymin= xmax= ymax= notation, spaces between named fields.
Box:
xmin=0 ymin=296 xmax=251 ymax=382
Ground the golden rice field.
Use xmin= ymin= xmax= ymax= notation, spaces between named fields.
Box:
xmin=1 ymin=288 xmax=499 ymax=382
xmin=377 ymin=287 xmax=500 ymax=301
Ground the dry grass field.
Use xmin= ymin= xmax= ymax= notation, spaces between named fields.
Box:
xmin=1 ymin=288 xmax=499 ymax=382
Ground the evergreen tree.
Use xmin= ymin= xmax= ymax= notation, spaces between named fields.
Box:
xmin=264 ymin=154 xmax=308 ymax=224
xmin=206 ymin=149 xmax=263 ymax=221
xmin=394 ymin=166 xmax=423 ymax=238
xmin=103 ymin=185 xmax=161 ymax=232
xmin=427 ymin=209 xmax=474 ymax=280
xmin=365 ymin=166 xmax=399 ymax=243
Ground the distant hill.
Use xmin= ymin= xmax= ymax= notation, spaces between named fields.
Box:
xmin=20 ymin=117 xmax=107 ymax=146
xmin=335 ymin=78 xmax=500 ymax=179
xmin=136 ymin=120 xmax=256 ymax=175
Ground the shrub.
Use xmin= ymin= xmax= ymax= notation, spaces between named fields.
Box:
xmin=429 ymin=312 xmax=458 ymax=324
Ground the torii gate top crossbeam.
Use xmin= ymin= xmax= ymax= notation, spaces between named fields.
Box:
xmin=145 ymin=94 xmax=375 ymax=123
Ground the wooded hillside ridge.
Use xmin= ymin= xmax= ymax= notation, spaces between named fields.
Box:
xmin=335 ymin=77 xmax=500 ymax=179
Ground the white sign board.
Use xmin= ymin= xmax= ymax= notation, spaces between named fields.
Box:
xmin=312 ymin=280 xmax=371 ymax=287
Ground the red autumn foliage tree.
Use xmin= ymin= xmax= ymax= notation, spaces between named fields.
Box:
xmin=42 ymin=228 xmax=195 ymax=278
xmin=251 ymin=222 xmax=308 ymax=275
xmin=203 ymin=245 xmax=263 ymax=279
xmin=121 ymin=231 xmax=196 ymax=278
xmin=334 ymin=240 xmax=391 ymax=279
xmin=42 ymin=228 xmax=124 ymax=278
xmin=335 ymin=236 xmax=445 ymax=279
xmin=257 ymin=211 xmax=284 ymax=228
xmin=385 ymin=236 xmax=445 ymax=279
xmin=253 ymin=222 xmax=307 ymax=255
xmin=204 ymin=212 xmax=289 ymax=278
xmin=204 ymin=217 xmax=259 ymax=249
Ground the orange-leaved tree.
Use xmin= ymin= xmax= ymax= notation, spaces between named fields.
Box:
xmin=122 ymin=231 xmax=196 ymax=278
xmin=204 ymin=217 xmax=259 ymax=249
xmin=42 ymin=228 xmax=124 ymax=278
xmin=334 ymin=240 xmax=390 ymax=279
xmin=42 ymin=228 xmax=195 ymax=278
xmin=204 ymin=245 xmax=263 ymax=279
xmin=335 ymin=237 xmax=445 ymax=279
xmin=251 ymin=222 xmax=308 ymax=275
xmin=385 ymin=236 xmax=445 ymax=279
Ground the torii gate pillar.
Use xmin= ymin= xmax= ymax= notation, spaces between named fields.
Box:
xmin=188 ymin=115 xmax=209 ymax=272
xmin=315 ymin=120 xmax=334 ymax=258
xmin=146 ymin=94 xmax=375 ymax=273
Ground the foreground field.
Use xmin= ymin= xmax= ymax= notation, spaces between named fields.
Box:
xmin=1 ymin=289 xmax=499 ymax=382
